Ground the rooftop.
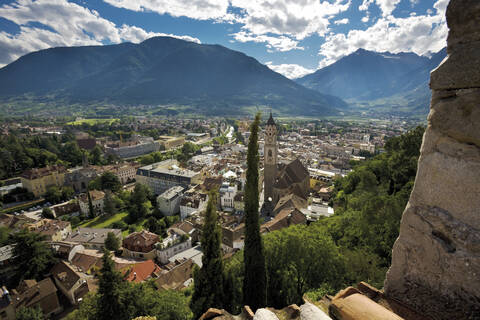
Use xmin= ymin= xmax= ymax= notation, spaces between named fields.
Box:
xmin=64 ymin=227 xmax=122 ymax=245
xmin=158 ymin=186 xmax=184 ymax=200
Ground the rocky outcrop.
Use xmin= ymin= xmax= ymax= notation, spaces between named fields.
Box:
xmin=384 ymin=0 xmax=480 ymax=319
xmin=253 ymin=309 xmax=279 ymax=320
xmin=300 ymin=302 xmax=332 ymax=320
xmin=198 ymin=302 xmax=331 ymax=320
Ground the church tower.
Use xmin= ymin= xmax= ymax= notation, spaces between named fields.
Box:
xmin=264 ymin=112 xmax=278 ymax=204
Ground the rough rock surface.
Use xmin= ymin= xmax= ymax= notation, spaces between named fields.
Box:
xmin=300 ymin=302 xmax=332 ymax=320
xmin=384 ymin=0 xmax=480 ymax=319
xmin=198 ymin=302 xmax=331 ymax=320
xmin=253 ymin=309 xmax=279 ymax=320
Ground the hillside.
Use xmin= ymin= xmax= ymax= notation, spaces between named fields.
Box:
xmin=0 ymin=37 xmax=346 ymax=117
xmin=297 ymin=48 xmax=447 ymax=115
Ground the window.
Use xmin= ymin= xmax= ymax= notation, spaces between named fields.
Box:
xmin=268 ymin=149 xmax=272 ymax=157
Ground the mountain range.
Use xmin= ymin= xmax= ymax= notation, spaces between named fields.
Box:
xmin=0 ymin=37 xmax=346 ymax=117
xmin=296 ymin=48 xmax=447 ymax=116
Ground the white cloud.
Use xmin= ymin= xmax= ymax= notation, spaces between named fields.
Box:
xmin=318 ymin=0 xmax=448 ymax=68
xmin=334 ymin=18 xmax=349 ymax=25
xmin=232 ymin=31 xmax=303 ymax=52
xmin=118 ymin=25 xmax=200 ymax=44
xmin=0 ymin=0 xmax=200 ymax=66
xmin=104 ymin=0 xmax=230 ymax=20
xmin=359 ymin=0 xmax=401 ymax=16
xmin=103 ymin=0 xmax=351 ymax=52
xmin=230 ymin=0 xmax=351 ymax=40
xmin=361 ymin=15 xmax=370 ymax=22
xmin=265 ymin=61 xmax=314 ymax=79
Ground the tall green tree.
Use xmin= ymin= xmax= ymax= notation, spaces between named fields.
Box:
xmin=243 ymin=113 xmax=267 ymax=310
xmin=103 ymin=191 xmax=116 ymax=216
xmin=12 ymin=230 xmax=55 ymax=286
xmin=97 ymin=249 xmax=124 ymax=319
xmin=104 ymin=232 xmax=120 ymax=252
xmin=87 ymin=191 xmax=95 ymax=219
xmin=99 ymin=172 xmax=121 ymax=193
xmin=89 ymin=145 xmax=104 ymax=165
xmin=127 ymin=184 xmax=152 ymax=222
xmin=191 ymin=191 xmax=224 ymax=318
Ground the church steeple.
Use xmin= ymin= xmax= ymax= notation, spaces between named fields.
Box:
xmin=267 ymin=112 xmax=276 ymax=126
xmin=264 ymin=112 xmax=277 ymax=206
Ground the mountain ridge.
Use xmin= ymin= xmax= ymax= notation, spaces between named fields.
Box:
xmin=296 ymin=48 xmax=447 ymax=115
xmin=0 ymin=36 xmax=346 ymax=117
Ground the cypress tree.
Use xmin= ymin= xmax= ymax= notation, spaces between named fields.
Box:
xmin=98 ymin=248 xmax=124 ymax=319
xmin=87 ymin=190 xmax=95 ymax=218
xmin=191 ymin=191 xmax=224 ymax=318
xmin=243 ymin=113 xmax=267 ymax=310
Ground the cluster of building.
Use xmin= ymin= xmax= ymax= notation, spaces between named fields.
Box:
xmin=0 ymin=114 xmax=406 ymax=319
xmin=0 ymin=218 xmax=201 ymax=319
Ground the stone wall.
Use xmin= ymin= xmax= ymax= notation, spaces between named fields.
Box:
xmin=384 ymin=0 xmax=480 ymax=318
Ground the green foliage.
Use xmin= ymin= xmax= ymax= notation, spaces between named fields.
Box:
xmin=97 ymin=249 xmax=125 ymax=319
xmin=44 ymin=186 xmax=74 ymax=204
xmin=44 ymin=186 xmax=62 ymax=204
xmin=177 ymin=142 xmax=199 ymax=163
xmin=127 ymin=184 xmax=152 ymax=223
xmin=191 ymin=191 xmax=224 ymax=318
xmin=104 ymin=232 xmax=120 ymax=252
xmin=12 ymin=229 xmax=56 ymax=286
xmin=103 ymin=191 xmax=117 ymax=216
xmin=89 ymin=145 xmax=105 ymax=165
xmin=220 ymin=126 xmax=424 ymax=312
xmin=223 ymin=252 xmax=244 ymax=314
xmin=328 ymin=126 xmax=425 ymax=267
xmin=41 ymin=207 xmax=54 ymax=219
xmin=99 ymin=172 xmax=122 ymax=193
xmin=243 ymin=113 xmax=267 ymax=311
xmin=0 ymin=226 xmax=10 ymax=246
xmin=263 ymin=224 xmax=345 ymax=307
xmin=70 ymin=249 xmax=191 ymax=320
xmin=87 ymin=191 xmax=95 ymax=219
xmin=61 ymin=141 xmax=84 ymax=166
xmin=15 ymin=306 xmax=44 ymax=320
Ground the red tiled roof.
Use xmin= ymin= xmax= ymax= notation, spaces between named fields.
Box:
xmin=122 ymin=260 xmax=161 ymax=283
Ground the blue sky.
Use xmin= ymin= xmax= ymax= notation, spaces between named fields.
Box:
xmin=0 ymin=0 xmax=448 ymax=78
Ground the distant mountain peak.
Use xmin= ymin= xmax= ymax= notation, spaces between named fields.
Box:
xmin=0 ymin=38 xmax=347 ymax=117
xmin=296 ymin=47 xmax=447 ymax=116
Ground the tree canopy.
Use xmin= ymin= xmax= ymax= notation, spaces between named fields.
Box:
xmin=243 ymin=113 xmax=267 ymax=311
xmin=191 ymin=191 xmax=224 ymax=318
xmin=12 ymin=230 xmax=56 ymax=286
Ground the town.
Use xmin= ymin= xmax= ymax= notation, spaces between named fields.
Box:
xmin=0 ymin=114 xmax=416 ymax=319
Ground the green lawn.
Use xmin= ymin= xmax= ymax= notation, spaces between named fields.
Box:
xmin=76 ymin=212 xmax=148 ymax=238
xmin=78 ymin=212 xmax=128 ymax=229
xmin=67 ymin=118 xmax=119 ymax=125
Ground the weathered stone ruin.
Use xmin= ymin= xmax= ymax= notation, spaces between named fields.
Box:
xmin=384 ymin=0 xmax=480 ymax=318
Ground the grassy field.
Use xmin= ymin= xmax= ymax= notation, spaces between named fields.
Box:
xmin=77 ymin=211 xmax=128 ymax=228
xmin=76 ymin=211 xmax=147 ymax=237
xmin=67 ymin=118 xmax=119 ymax=125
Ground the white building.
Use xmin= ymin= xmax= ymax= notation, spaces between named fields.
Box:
xmin=136 ymin=159 xmax=201 ymax=195
xmin=156 ymin=232 xmax=192 ymax=264
xmin=219 ymin=182 xmax=237 ymax=212
xmin=157 ymin=186 xmax=184 ymax=216
xmin=78 ymin=190 xmax=105 ymax=216
xmin=179 ymin=192 xmax=208 ymax=220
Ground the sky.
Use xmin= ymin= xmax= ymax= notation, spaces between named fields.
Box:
xmin=0 ymin=0 xmax=449 ymax=78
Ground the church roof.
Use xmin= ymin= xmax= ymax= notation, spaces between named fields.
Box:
xmin=274 ymin=158 xmax=309 ymax=189
xmin=266 ymin=112 xmax=276 ymax=126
